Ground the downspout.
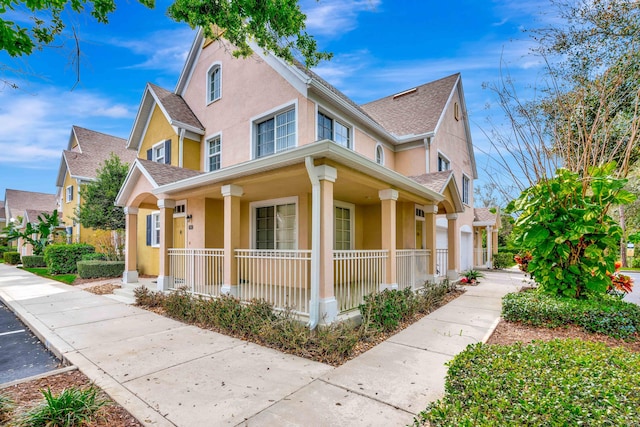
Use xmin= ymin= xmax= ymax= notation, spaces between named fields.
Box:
xmin=424 ymin=137 xmax=431 ymax=173
xmin=178 ymin=128 xmax=186 ymax=168
xmin=305 ymin=156 xmax=320 ymax=330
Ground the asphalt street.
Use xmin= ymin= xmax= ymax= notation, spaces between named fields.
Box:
xmin=0 ymin=300 xmax=61 ymax=384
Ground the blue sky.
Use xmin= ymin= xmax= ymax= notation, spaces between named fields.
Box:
xmin=0 ymin=0 xmax=552 ymax=200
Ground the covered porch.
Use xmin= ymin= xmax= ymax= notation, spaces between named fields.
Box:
xmin=116 ymin=141 xmax=463 ymax=324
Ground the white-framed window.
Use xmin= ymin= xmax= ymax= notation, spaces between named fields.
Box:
xmin=375 ymin=143 xmax=385 ymax=165
xmin=207 ymin=64 xmax=221 ymax=103
xmin=65 ymin=185 xmax=73 ymax=203
xmin=254 ymin=107 xmax=296 ymax=158
xmin=318 ymin=111 xmax=351 ymax=148
xmin=151 ymin=212 xmax=160 ymax=247
xmin=147 ymin=140 xmax=171 ymax=165
xmin=334 ymin=201 xmax=354 ymax=250
xmin=462 ymin=174 xmax=470 ymax=205
xmin=153 ymin=142 xmax=165 ymax=163
xmin=251 ymin=197 xmax=297 ymax=249
xmin=207 ymin=136 xmax=221 ymax=171
xmin=438 ymin=153 xmax=450 ymax=171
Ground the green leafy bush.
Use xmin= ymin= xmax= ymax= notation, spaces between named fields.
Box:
xmin=3 ymin=251 xmax=20 ymax=265
xmin=414 ymin=339 xmax=640 ymax=426
xmin=17 ymin=386 xmax=107 ymax=427
xmin=0 ymin=245 xmax=9 ymax=256
xmin=359 ymin=288 xmax=418 ymax=332
xmin=21 ymin=255 xmax=46 ymax=268
xmin=492 ymin=252 xmax=514 ymax=269
xmin=76 ymin=260 xmax=124 ymax=279
xmin=632 ymin=257 xmax=640 ymax=268
xmin=133 ymin=286 xmax=165 ymax=307
xmin=0 ymin=393 xmax=14 ymax=424
xmin=502 ymin=290 xmax=640 ymax=339
xmin=81 ymin=252 xmax=107 ymax=261
xmin=44 ymin=244 xmax=95 ymax=274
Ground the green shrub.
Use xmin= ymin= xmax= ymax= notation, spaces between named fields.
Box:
xmin=17 ymin=386 xmax=107 ymax=427
xmin=0 ymin=393 xmax=14 ymax=424
xmin=134 ymin=286 xmax=165 ymax=307
xmin=492 ymin=252 xmax=514 ymax=269
xmin=632 ymin=257 xmax=640 ymax=268
xmin=76 ymin=260 xmax=125 ymax=278
xmin=3 ymin=251 xmax=20 ymax=265
xmin=414 ymin=339 xmax=640 ymax=426
xmin=21 ymin=255 xmax=46 ymax=268
xmin=502 ymin=290 xmax=640 ymax=339
xmin=359 ymin=288 xmax=418 ymax=332
xmin=81 ymin=252 xmax=107 ymax=261
xmin=0 ymin=245 xmax=9 ymax=256
xmin=44 ymin=244 xmax=95 ymax=274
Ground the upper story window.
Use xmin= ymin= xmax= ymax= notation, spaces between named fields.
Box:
xmin=375 ymin=144 xmax=384 ymax=165
xmin=65 ymin=185 xmax=73 ymax=203
xmin=207 ymin=64 xmax=221 ymax=103
xmin=147 ymin=140 xmax=171 ymax=165
xmin=255 ymin=108 xmax=296 ymax=159
xmin=252 ymin=198 xmax=297 ymax=250
xmin=438 ymin=154 xmax=450 ymax=172
xmin=318 ymin=112 xmax=351 ymax=148
xmin=462 ymin=174 xmax=470 ymax=205
xmin=207 ymin=136 xmax=221 ymax=172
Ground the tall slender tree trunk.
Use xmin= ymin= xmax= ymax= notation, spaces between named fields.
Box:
xmin=620 ymin=205 xmax=627 ymax=267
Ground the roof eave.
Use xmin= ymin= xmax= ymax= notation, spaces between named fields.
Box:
xmin=115 ymin=159 xmax=159 ymax=207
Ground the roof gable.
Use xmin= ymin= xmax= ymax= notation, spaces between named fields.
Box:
xmin=409 ymin=171 xmax=463 ymax=213
xmin=4 ymin=189 xmax=57 ymax=221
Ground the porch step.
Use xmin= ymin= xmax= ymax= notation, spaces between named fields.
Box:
xmin=111 ymin=283 xmax=140 ymax=305
xmin=105 ymin=293 xmax=136 ymax=305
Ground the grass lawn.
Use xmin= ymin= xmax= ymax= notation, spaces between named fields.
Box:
xmin=621 ymin=267 xmax=640 ymax=272
xmin=20 ymin=267 xmax=76 ymax=285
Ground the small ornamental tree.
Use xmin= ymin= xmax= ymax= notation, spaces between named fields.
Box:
xmin=507 ymin=163 xmax=636 ymax=298
xmin=4 ymin=211 xmax=61 ymax=256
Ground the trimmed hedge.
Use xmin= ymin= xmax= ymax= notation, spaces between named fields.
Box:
xmin=81 ymin=253 xmax=107 ymax=261
xmin=3 ymin=252 xmax=20 ymax=265
xmin=415 ymin=339 xmax=640 ymax=426
xmin=77 ymin=261 xmax=125 ymax=279
xmin=0 ymin=246 xmax=9 ymax=256
xmin=21 ymin=255 xmax=46 ymax=268
xmin=44 ymin=244 xmax=95 ymax=274
xmin=502 ymin=290 xmax=640 ymax=339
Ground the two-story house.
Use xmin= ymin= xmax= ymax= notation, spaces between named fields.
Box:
xmin=55 ymin=126 xmax=137 ymax=245
xmin=3 ymin=189 xmax=58 ymax=255
xmin=116 ymin=30 xmax=481 ymax=324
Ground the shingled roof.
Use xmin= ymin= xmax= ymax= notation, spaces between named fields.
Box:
xmin=4 ymin=189 xmax=57 ymax=221
xmin=474 ymin=207 xmax=498 ymax=224
xmin=409 ymin=171 xmax=454 ymax=194
xmin=138 ymin=159 xmax=204 ymax=186
xmin=361 ymin=74 xmax=460 ymax=137
xmin=148 ymin=83 xmax=204 ymax=131
xmin=0 ymin=203 xmax=5 ymax=220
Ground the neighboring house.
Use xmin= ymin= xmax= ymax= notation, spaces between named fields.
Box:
xmin=473 ymin=207 xmax=501 ymax=268
xmin=3 ymin=189 xmax=57 ymax=256
xmin=0 ymin=201 xmax=5 ymax=234
xmin=55 ymin=126 xmax=137 ymax=245
xmin=116 ymin=30 xmax=481 ymax=324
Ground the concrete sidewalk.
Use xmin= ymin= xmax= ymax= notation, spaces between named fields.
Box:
xmin=0 ymin=264 xmax=524 ymax=426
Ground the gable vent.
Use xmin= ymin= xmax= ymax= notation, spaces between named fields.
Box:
xmin=393 ymin=88 xmax=417 ymax=99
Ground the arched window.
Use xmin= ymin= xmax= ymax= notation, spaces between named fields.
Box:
xmin=375 ymin=144 xmax=384 ymax=165
xmin=207 ymin=64 xmax=221 ymax=103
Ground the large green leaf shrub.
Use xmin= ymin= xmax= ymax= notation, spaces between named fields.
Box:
xmin=507 ymin=163 xmax=636 ymax=298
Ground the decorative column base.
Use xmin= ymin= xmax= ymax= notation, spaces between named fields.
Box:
xmin=319 ymin=297 xmax=338 ymax=325
xmin=122 ymin=270 xmax=138 ymax=284
xmin=221 ymin=284 xmax=239 ymax=297
xmin=157 ymin=275 xmax=174 ymax=291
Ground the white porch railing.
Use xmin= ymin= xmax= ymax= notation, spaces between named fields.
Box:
xmin=436 ymin=249 xmax=448 ymax=277
xmin=236 ymin=249 xmax=311 ymax=315
xmin=169 ymin=248 xmax=224 ymax=296
xmin=397 ymin=249 xmax=431 ymax=291
xmin=474 ymin=248 xmax=488 ymax=267
xmin=334 ymin=250 xmax=387 ymax=312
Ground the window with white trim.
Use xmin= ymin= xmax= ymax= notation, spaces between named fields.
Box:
xmin=438 ymin=154 xmax=450 ymax=171
xmin=462 ymin=175 xmax=470 ymax=205
xmin=318 ymin=112 xmax=351 ymax=148
xmin=153 ymin=143 xmax=165 ymax=164
xmin=66 ymin=185 xmax=73 ymax=203
xmin=253 ymin=199 xmax=297 ymax=249
xmin=375 ymin=144 xmax=384 ymax=165
xmin=255 ymin=108 xmax=296 ymax=158
xmin=207 ymin=136 xmax=221 ymax=171
xmin=334 ymin=201 xmax=354 ymax=250
xmin=207 ymin=65 xmax=221 ymax=103
xmin=151 ymin=212 xmax=160 ymax=247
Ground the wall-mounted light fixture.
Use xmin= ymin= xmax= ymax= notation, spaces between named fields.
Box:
xmin=186 ymin=214 xmax=193 ymax=221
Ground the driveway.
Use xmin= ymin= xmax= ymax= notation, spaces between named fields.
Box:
xmin=0 ymin=300 xmax=61 ymax=384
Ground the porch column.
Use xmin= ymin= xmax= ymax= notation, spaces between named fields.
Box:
xmin=486 ymin=225 xmax=493 ymax=268
xmin=379 ymin=189 xmax=398 ymax=290
xmin=221 ymin=184 xmax=243 ymax=296
xmin=447 ymin=213 xmax=459 ymax=280
xmin=475 ymin=227 xmax=483 ymax=267
xmin=424 ymin=204 xmax=438 ymax=282
xmin=123 ymin=207 xmax=138 ymax=283
xmin=317 ymin=165 xmax=338 ymax=323
xmin=157 ymin=199 xmax=176 ymax=291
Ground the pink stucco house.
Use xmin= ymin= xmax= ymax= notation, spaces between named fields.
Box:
xmin=116 ymin=30 xmax=497 ymax=324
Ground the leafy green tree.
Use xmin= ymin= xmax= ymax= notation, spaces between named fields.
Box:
xmin=76 ymin=153 xmax=128 ymax=231
xmin=1 ymin=0 xmax=330 ymax=66
xmin=507 ymin=163 xmax=636 ymax=298
xmin=4 ymin=210 xmax=61 ymax=255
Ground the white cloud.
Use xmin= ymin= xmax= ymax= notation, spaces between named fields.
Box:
xmin=302 ymin=0 xmax=381 ymax=37
xmin=0 ymin=86 xmax=134 ymax=168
